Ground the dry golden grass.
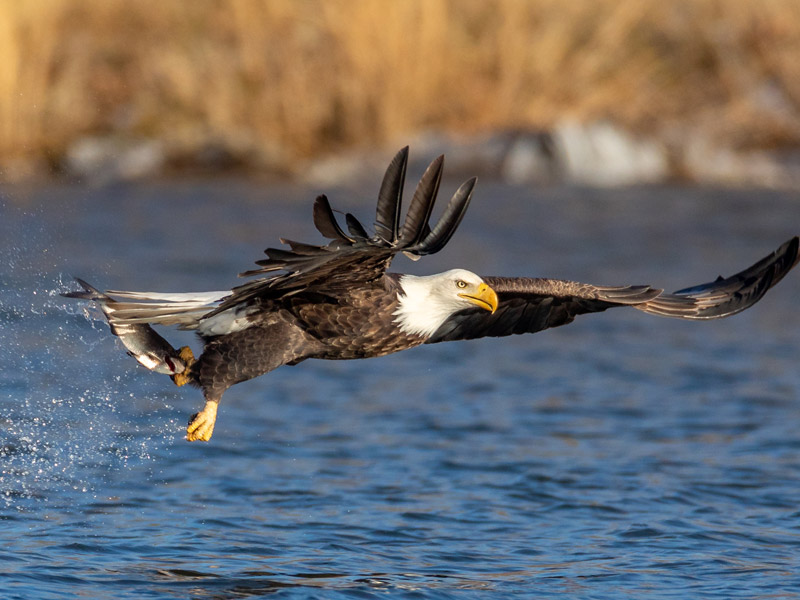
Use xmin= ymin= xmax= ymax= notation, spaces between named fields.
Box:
xmin=1 ymin=0 xmax=799 ymax=169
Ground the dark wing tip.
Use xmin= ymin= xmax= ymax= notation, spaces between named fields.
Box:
xmin=313 ymin=194 xmax=353 ymax=242
xmin=398 ymin=154 xmax=445 ymax=247
xmin=345 ymin=213 xmax=370 ymax=240
xmin=374 ymin=146 xmax=410 ymax=245
xmin=639 ymin=236 xmax=799 ymax=319
xmin=412 ymin=176 xmax=477 ymax=256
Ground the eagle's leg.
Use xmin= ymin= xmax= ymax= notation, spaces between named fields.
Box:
xmin=183 ymin=343 xmax=232 ymax=442
xmin=183 ymin=322 xmax=316 ymax=442
xmin=186 ymin=396 xmax=219 ymax=442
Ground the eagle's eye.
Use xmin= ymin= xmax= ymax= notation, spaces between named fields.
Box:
xmin=455 ymin=280 xmax=468 ymax=289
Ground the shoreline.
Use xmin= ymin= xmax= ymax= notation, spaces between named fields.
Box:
xmin=4 ymin=123 xmax=800 ymax=190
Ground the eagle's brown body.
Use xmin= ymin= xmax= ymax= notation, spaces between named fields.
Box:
xmin=63 ymin=147 xmax=800 ymax=442
xmin=193 ymin=274 xmax=424 ymax=402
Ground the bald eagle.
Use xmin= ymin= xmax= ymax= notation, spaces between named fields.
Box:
xmin=63 ymin=147 xmax=799 ymax=442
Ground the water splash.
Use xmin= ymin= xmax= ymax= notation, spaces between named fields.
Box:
xmin=0 ymin=201 xmax=177 ymax=510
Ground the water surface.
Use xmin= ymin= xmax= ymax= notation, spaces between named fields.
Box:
xmin=1 ymin=177 xmax=799 ymax=598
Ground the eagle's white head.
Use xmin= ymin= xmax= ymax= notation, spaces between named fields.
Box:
xmin=394 ymin=268 xmax=499 ymax=337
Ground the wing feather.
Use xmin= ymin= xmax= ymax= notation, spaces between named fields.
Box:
xmin=313 ymin=195 xmax=353 ymax=242
xmin=279 ymin=238 xmax=327 ymax=255
xmin=412 ymin=177 xmax=476 ymax=256
xmin=399 ymin=155 xmax=443 ymax=246
xmin=374 ymin=146 xmax=408 ymax=245
xmin=345 ymin=213 xmax=370 ymax=240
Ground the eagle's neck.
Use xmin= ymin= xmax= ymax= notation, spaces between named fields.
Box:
xmin=393 ymin=273 xmax=456 ymax=338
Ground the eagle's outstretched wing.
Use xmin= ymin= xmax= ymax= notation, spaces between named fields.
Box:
xmin=428 ymin=236 xmax=800 ymax=343
xmin=209 ymin=147 xmax=476 ymax=316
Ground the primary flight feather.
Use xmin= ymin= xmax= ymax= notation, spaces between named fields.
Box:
xmin=63 ymin=147 xmax=800 ymax=441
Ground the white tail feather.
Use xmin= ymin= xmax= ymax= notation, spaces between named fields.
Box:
xmin=106 ymin=290 xmax=229 ymax=303
xmin=99 ymin=290 xmax=232 ymax=330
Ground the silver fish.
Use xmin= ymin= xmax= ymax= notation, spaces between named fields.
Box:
xmin=62 ymin=278 xmax=187 ymax=375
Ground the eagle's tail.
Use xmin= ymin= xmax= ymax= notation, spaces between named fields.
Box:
xmin=93 ymin=287 xmax=229 ymax=329
xmin=64 ymin=278 xmax=228 ymax=328
xmin=61 ymin=278 xmax=207 ymax=376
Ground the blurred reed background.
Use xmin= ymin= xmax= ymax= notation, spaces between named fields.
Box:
xmin=1 ymin=0 xmax=799 ymax=177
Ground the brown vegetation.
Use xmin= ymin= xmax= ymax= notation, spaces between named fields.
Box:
xmin=1 ymin=0 xmax=799 ymax=172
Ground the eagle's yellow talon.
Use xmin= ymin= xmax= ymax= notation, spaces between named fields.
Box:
xmin=170 ymin=346 xmax=195 ymax=387
xmin=178 ymin=345 xmax=195 ymax=362
xmin=186 ymin=400 xmax=217 ymax=442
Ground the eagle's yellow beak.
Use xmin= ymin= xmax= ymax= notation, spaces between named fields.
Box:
xmin=459 ymin=282 xmax=499 ymax=314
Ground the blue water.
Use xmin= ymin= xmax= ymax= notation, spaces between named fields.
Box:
xmin=1 ymin=176 xmax=799 ymax=599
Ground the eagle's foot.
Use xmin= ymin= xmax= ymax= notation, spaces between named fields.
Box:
xmin=170 ymin=346 xmax=195 ymax=387
xmin=186 ymin=400 xmax=218 ymax=442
